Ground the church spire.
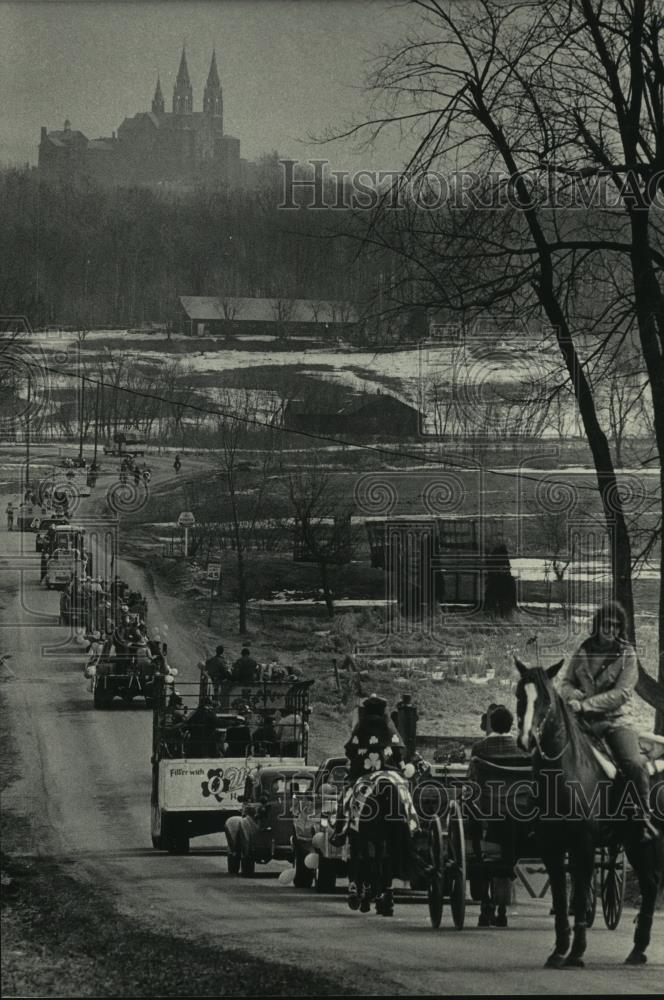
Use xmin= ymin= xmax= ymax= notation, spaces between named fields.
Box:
xmin=203 ymin=49 xmax=223 ymax=122
xmin=172 ymin=46 xmax=193 ymax=114
xmin=152 ymin=75 xmax=164 ymax=115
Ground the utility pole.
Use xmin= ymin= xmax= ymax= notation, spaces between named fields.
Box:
xmin=93 ymin=378 xmax=100 ymax=464
xmin=25 ymin=374 xmax=31 ymax=494
xmin=78 ymin=339 xmax=85 ymax=463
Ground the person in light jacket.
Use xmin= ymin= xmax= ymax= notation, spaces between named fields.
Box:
xmin=560 ymin=600 xmax=655 ymax=840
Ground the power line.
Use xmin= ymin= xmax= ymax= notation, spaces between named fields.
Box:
xmin=39 ymin=363 xmax=654 ymax=497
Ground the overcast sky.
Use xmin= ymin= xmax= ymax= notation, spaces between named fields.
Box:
xmin=1 ymin=0 xmax=417 ymax=171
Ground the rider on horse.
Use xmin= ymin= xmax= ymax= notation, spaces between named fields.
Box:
xmin=340 ymin=694 xmax=420 ymax=914
xmin=345 ymin=693 xmax=406 ymax=780
xmin=560 ymin=600 xmax=657 ymax=842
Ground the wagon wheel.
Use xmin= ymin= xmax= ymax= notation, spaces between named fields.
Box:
xmin=600 ymin=844 xmax=626 ymax=930
xmin=445 ymin=800 xmax=466 ymax=930
xmin=427 ymin=815 xmax=445 ymax=929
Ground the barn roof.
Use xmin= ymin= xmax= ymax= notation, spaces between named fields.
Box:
xmin=179 ymin=296 xmax=358 ymax=325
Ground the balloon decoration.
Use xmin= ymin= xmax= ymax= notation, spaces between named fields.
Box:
xmin=311 ymin=833 xmax=325 ymax=851
xmin=278 ymin=867 xmax=295 ymax=886
xmin=304 ymin=852 xmax=320 ymax=870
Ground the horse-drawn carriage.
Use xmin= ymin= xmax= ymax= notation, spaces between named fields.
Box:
xmin=327 ymin=723 xmax=631 ymax=930
xmin=419 ymin=740 xmax=629 ymax=932
xmin=150 ymin=676 xmax=314 ymax=856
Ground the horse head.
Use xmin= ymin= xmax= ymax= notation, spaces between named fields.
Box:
xmin=514 ymin=655 xmax=565 ymax=753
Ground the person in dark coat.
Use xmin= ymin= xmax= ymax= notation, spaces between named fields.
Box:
xmin=232 ymin=648 xmax=259 ymax=684
xmin=251 ymin=714 xmax=279 ymax=756
xmin=345 ymin=693 xmax=406 ymax=782
xmin=470 ymin=705 xmax=522 ymax=764
xmin=225 ymin=716 xmax=252 ymax=757
xmin=468 ymin=705 xmax=529 ymax=928
xmin=204 ymin=645 xmax=232 ymax=699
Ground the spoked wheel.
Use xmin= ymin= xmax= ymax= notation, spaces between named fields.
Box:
xmin=428 ymin=815 xmax=445 ymax=929
xmin=445 ymin=800 xmax=466 ymax=930
xmin=600 ymin=845 xmax=626 ymax=930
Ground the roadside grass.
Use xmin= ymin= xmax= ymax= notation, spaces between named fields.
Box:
xmin=1 ymin=851 xmax=358 ymax=998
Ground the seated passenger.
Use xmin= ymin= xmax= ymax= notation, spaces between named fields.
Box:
xmin=225 ymin=717 xmax=252 ymax=757
xmin=232 ymin=648 xmax=260 ymax=685
xmin=467 ymin=705 xmax=529 ymax=929
xmin=276 ymin=708 xmax=304 ymax=756
xmin=470 ymin=704 xmax=522 ymax=764
xmin=251 ymin=714 xmax=279 ymax=756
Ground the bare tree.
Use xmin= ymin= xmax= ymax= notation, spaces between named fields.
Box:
xmin=216 ymin=389 xmax=279 ymax=634
xmin=336 ymin=0 xmax=664 ymax=724
xmin=286 ymin=458 xmax=355 ymax=618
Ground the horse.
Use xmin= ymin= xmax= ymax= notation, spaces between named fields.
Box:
xmin=514 ymin=655 xmax=663 ymax=968
xmin=345 ymin=768 xmax=418 ymax=916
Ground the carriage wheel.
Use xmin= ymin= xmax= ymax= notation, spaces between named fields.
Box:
xmin=446 ymin=800 xmax=466 ymax=930
xmin=428 ymin=816 xmax=445 ymax=929
xmin=601 ymin=845 xmax=626 ymax=930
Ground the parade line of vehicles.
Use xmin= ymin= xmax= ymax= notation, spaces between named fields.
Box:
xmin=53 ymin=582 xmax=634 ymax=933
xmin=14 ymin=461 xmax=648 ymax=944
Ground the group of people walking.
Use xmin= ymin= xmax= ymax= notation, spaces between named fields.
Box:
xmin=119 ymin=457 xmax=151 ymax=487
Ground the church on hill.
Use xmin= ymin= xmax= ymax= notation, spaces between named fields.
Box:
xmin=39 ymin=49 xmax=245 ymax=188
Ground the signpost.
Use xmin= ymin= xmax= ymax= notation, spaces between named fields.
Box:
xmin=206 ymin=562 xmax=221 ymax=626
xmin=177 ymin=511 xmax=195 ymax=558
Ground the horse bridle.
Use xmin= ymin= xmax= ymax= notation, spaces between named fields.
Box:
xmin=530 ymin=689 xmax=571 ymax=762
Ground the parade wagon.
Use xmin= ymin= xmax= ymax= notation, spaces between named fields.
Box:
xmin=150 ymin=676 xmax=314 ymax=855
xmin=92 ymin=647 xmax=158 ymax=709
xmin=418 ymin=741 xmax=629 ymax=931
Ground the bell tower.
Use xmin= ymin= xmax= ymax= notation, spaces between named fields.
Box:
xmin=151 ymin=75 xmax=164 ymax=115
xmin=172 ymin=46 xmax=193 ymax=114
xmin=203 ymin=50 xmax=223 ymax=126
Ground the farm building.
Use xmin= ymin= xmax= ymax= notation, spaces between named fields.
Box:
xmin=365 ymin=517 xmax=516 ymax=612
xmin=284 ymin=393 xmax=422 ymax=438
xmin=178 ymin=295 xmax=358 ymax=339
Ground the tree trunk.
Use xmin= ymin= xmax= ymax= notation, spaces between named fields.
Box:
xmin=629 ymin=215 xmax=664 ymax=732
xmin=537 ymin=284 xmax=635 ymax=636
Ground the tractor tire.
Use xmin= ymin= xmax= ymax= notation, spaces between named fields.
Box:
xmin=293 ymin=842 xmax=315 ymax=889
xmin=93 ymin=686 xmax=112 ymax=710
xmin=240 ymin=855 xmax=255 ymax=877
xmin=315 ymin=857 xmax=337 ymax=893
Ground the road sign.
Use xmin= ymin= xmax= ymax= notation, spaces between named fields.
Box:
xmin=515 ymin=860 xmax=550 ymax=899
xmin=207 ymin=563 xmax=221 ymax=581
xmin=177 ymin=511 xmax=195 ymax=528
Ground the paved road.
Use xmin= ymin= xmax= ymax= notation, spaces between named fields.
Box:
xmin=1 ymin=493 xmax=662 ymax=995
